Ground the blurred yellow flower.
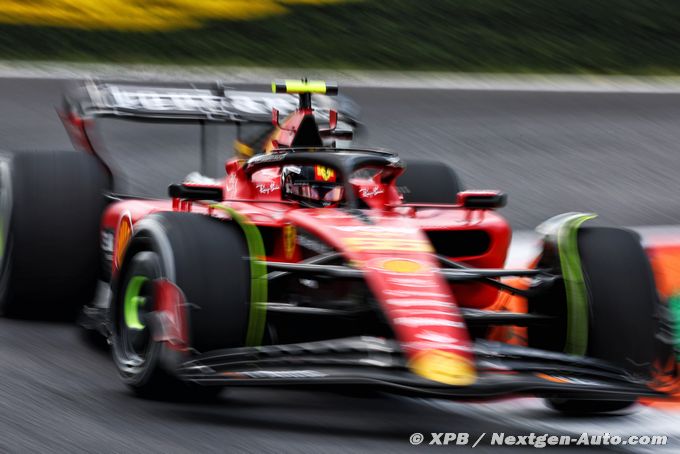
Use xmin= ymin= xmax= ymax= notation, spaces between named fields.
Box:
xmin=0 ymin=0 xmax=348 ymax=31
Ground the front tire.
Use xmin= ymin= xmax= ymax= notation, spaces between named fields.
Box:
xmin=111 ymin=212 xmax=251 ymax=400
xmin=533 ymin=226 xmax=669 ymax=414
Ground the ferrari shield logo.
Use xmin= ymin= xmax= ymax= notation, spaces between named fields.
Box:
xmin=314 ymin=165 xmax=336 ymax=182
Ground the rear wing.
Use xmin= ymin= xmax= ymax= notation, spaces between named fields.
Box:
xmin=60 ymin=80 xmax=360 ymax=178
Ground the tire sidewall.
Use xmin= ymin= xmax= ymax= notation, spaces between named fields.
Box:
xmin=0 ymin=157 xmax=13 ymax=311
xmin=110 ymin=213 xmax=251 ymax=392
xmin=112 ymin=250 xmax=164 ymax=386
xmin=111 ymin=218 xmax=182 ymax=387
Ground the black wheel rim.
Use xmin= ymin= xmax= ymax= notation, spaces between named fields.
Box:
xmin=113 ymin=251 xmax=162 ymax=381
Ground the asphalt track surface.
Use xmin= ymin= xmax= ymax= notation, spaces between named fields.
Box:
xmin=1 ymin=78 xmax=680 ymax=452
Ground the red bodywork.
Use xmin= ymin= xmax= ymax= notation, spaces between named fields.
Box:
xmin=97 ymin=109 xmax=511 ymax=384
xmin=59 ymin=81 xmax=680 ymax=397
xmin=60 ymin=82 xmax=680 ymax=395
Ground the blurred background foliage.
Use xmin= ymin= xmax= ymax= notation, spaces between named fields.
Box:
xmin=0 ymin=0 xmax=346 ymax=30
xmin=0 ymin=0 xmax=678 ymax=73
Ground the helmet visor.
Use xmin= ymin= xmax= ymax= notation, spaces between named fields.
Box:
xmin=286 ymin=182 xmax=344 ymax=203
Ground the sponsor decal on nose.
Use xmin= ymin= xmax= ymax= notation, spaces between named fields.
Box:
xmin=409 ymin=349 xmax=476 ymax=386
xmin=381 ymin=259 xmax=424 ymax=273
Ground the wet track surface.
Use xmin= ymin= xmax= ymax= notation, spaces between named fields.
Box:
xmin=1 ymin=78 xmax=680 ymax=452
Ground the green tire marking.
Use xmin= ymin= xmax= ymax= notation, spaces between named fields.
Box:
xmin=557 ymin=214 xmax=597 ymax=355
xmin=124 ymin=276 xmax=149 ymax=330
xmin=669 ymin=293 xmax=680 ymax=360
xmin=211 ymin=204 xmax=268 ymax=347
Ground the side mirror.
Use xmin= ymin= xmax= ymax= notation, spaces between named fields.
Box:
xmin=272 ymin=108 xmax=280 ymax=127
xmin=457 ymin=190 xmax=507 ymax=209
xmin=328 ymin=109 xmax=338 ymax=131
xmin=168 ymin=183 xmax=223 ymax=201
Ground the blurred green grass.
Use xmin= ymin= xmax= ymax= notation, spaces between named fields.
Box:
xmin=1 ymin=0 xmax=680 ymax=74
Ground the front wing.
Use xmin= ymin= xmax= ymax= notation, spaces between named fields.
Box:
xmin=177 ymin=336 xmax=665 ymax=400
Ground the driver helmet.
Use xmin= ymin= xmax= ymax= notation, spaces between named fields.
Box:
xmin=281 ymin=165 xmax=344 ymax=207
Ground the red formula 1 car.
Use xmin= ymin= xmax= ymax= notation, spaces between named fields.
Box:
xmin=0 ymin=80 xmax=677 ymax=414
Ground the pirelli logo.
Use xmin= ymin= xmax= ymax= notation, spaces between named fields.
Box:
xmin=344 ymin=237 xmax=433 ymax=253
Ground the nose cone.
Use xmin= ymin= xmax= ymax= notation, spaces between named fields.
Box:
xmin=409 ymin=349 xmax=477 ymax=386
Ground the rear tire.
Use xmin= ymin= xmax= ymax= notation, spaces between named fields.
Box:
xmin=396 ymin=160 xmax=463 ymax=203
xmin=111 ymin=212 xmax=250 ymax=400
xmin=535 ymin=227 xmax=664 ymax=414
xmin=0 ymin=150 xmax=108 ymax=320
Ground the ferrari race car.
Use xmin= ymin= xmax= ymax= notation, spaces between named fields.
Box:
xmin=0 ymin=80 xmax=677 ymax=415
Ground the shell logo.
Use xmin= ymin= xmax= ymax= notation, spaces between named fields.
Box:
xmin=381 ymin=259 xmax=424 ymax=274
xmin=409 ymin=350 xmax=476 ymax=386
